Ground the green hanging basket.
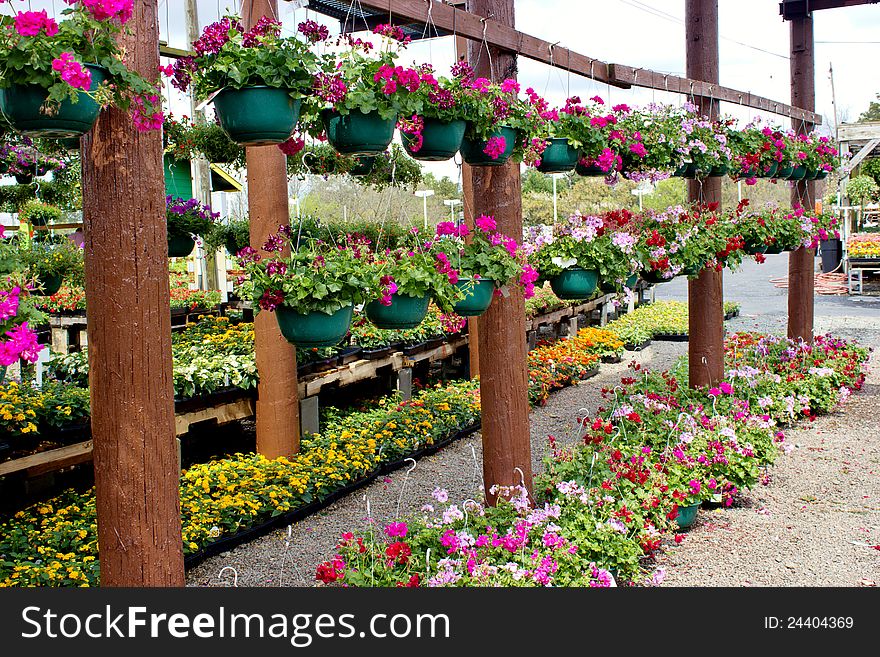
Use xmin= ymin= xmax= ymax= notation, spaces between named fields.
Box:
xmin=575 ymin=160 xmax=606 ymax=176
xmin=213 ymin=86 xmax=301 ymax=146
xmin=640 ymin=269 xmax=669 ymax=285
xmin=549 ymin=267 xmax=599 ymax=300
xmin=775 ymin=164 xmax=794 ymax=179
xmin=804 ymin=168 xmax=819 ymax=180
xmin=365 ymin=293 xmax=430 ymax=329
xmin=536 ymin=138 xmax=579 ymax=173
xmin=787 ymin=165 xmax=808 ymax=180
xmin=815 ymin=169 xmax=829 ymax=179
xmin=677 ymin=162 xmax=699 ymax=178
xmin=349 ymin=155 xmax=377 ymax=176
xmin=402 ymin=118 xmax=466 ymax=161
xmin=764 ymin=244 xmax=784 ymax=255
xmin=322 ymin=109 xmax=396 ymax=156
xmin=36 ymin=273 xmax=63 ymax=296
xmin=675 ymin=503 xmax=700 ymax=531
xmin=744 ymin=238 xmax=768 ymax=255
xmin=709 ymin=164 xmax=728 ymax=177
xmin=168 ymin=234 xmax=196 ymax=258
xmin=14 ymin=173 xmax=34 ymax=186
xmin=0 ymin=65 xmax=107 ymax=137
xmin=760 ymin=162 xmax=779 ymax=178
xmin=276 ymin=304 xmax=353 ymax=348
xmin=453 ymin=277 xmax=495 ymax=317
xmin=460 ymin=126 xmax=517 ymax=166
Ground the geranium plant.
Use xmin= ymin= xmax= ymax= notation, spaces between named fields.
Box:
xmin=0 ymin=225 xmax=45 ymax=367
xmin=168 ymin=16 xmax=317 ymax=102
xmin=239 ymin=230 xmax=376 ymax=315
xmin=432 ymin=214 xmax=538 ymax=297
xmin=0 ymin=1 xmax=163 ymax=130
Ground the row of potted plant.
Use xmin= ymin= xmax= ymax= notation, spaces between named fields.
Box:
xmin=604 ymin=299 xmax=741 ymax=345
xmin=239 ymin=214 xmax=537 ymax=349
xmin=522 ymin=201 xmax=839 ymax=297
xmin=313 ymin=332 xmax=868 ymax=587
xmin=846 ymin=233 xmax=880 ymax=259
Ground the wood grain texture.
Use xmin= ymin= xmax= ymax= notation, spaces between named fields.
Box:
xmin=244 ymin=0 xmax=301 ymax=458
xmin=788 ymin=14 xmax=816 ymax=342
xmin=80 ymin=0 xmax=184 ymax=586
xmin=685 ymin=0 xmax=725 ymax=389
xmin=466 ymin=0 xmax=533 ymax=505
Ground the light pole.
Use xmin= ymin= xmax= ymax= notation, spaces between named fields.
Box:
xmin=443 ymin=198 xmax=461 ymax=223
xmin=415 ymin=189 xmax=435 ymax=230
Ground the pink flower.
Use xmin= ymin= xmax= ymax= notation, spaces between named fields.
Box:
xmin=435 ymin=222 xmax=457 ymax=237
xmin=14 ymin=10 xmax=59 ymax=37
xmin=482 ymin=136 xmax=507 ymax=160
xmin=500 ymin=79 xmax=520 ymax=94
xmin=384 ymin=522 xmax=408 ymax=538
xmin=67 ymin=0 xmax=134 ymax=24
xmin=278 ymin=136 xmax=305 ymax=156
xmin=629 ymin=142 xmax=648 ymax=158
xmin=131 ymin=94 xmax=163 ymax=131
xmin=52 ymin=53 xmax=92 ymax=91
xmin=475 ymin=215 xmax=497 ymax=233
xmin=0 ymin=322 xmax=42 ymax=366
xmin=688 ymin=479 xmax=701 ymax=495
xmin=719 ymin=381 xmax=734 ymax=394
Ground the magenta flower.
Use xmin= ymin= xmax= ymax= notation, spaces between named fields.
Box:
xmin=482 ymin=136 xmax=507 ymax=160
xmin=500 ymin=79 xmax=520 ymax=94
xmin=278 ymin=136 xmax=305 ymax=156
xmin=688 ymin=479 xmax=701 ymax=495
xmin=719 ymin=381 xmax=734 ymax=394
xmin=384 ymin=522 xmax=408 ymax=538
xmin=52 ymin=53 xmax=92 ymax=91
xmin=14 ymin=10 xmax=59 ymax=37
xmin=475 ymin=215 xmax=497 ymax=233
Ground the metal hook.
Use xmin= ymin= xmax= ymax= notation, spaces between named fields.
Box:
xmin=217 ymin=566 xmax=239 ymax=587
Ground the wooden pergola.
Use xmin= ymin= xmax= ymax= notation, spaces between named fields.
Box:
xmin=80 ymin=0 xmax=857 ymax=585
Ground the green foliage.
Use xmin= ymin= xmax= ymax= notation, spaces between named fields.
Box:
xmin=15 ymin=234 xmax=84 ymax=285
xmin=861 ymin=158 xmax=880 ymax=186
xmin=847 ymin=175 xmax=879 ymax=205
xmin=858 ymin=93 xmax=880 ymax=123
xmin=18 ymin=200 xmax=62 ymax=227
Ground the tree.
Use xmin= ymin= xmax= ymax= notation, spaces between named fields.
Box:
xmin=859 ymin=94 xmax=880 ymax=123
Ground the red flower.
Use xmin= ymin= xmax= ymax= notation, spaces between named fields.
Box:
xmin=385 ymin=541 xmax=412 ymax=565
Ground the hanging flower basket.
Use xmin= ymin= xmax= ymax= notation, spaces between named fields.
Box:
xmin=276 ymin=304 xmax=353 ymax=348
xmin=787 ymin=165 xmax=808 ymax=180
xmin=744 ymin=239 xmax=768 ymax=255
xmin=349 ymin=155 xmax=377 ymax=176
xmin=815 ymin=169 xmax=829 ymax=180
xmin=536 ymin=138 xmax=579 ymax=173
xmin=168 ymin=234 xmax=196 ymax=258
xmin=59 ymin=137 xmax=81 ymax=152
xmin=213 ymin=86 xmax=301 ymax=146
xmin=460 ymin=126 xmax=517 ymax=166
xmin=775 ymin=164 xmax=794 ymax=179
xmin=759 ymin=162 xmax=779 ymax=178
xmin=365 ymin=293 xmax=430 ymax=329
xmin=683 ymin=262 xmax=705 ymax=277
xmin=640 ymin=269 xmax=668 ymax=285
xmin=322 ymin=109 xmax=397 ymax=156
xmin=674 ymin=503 xmax=700 ymax=531
xmin=402 ymin=118 xmax=467 ymax=161
xmin=13 ymin=173 xmax=33 ymax=186
xmin=36 ymin=273 xmax=63 ymax=297
xmin=453 ymin=278 xmax=495 ymax=317
xmin=675 ymin=162 xmax=698 ymax=178
xmin=575 ymin=160 xmax=606 ymax=176
xmin=764 ymin=244 xmax=784 ymax=255
xmin=549 ymin=267 xmax=598 ymax=300
xmin=599 ymin=273 xmax=638 ymax=294
xmin=709 ymin=164 xmax=728 ymax=177
xmin=0 ymin=65 xmax=107 ymax=138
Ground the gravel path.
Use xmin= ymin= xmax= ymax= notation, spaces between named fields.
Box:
xmin=656 ymin=316 xmax=880 ymax=587
xmin=186 ymin=339 xmax=688 ymax=587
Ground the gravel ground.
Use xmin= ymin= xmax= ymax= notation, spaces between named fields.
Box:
xmin=186 ymin=339 xmax=688 ymax=587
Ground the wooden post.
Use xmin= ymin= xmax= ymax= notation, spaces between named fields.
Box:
xmin=454 ymin=32 xmax=481 ymax=380
xmin=184 ymin=0 xmax=219 ymax=292
xmin=788 ymin=12 xmax=816 ymax=342
xmin=243 ymin=0 xmax=301 ymax=458
xmin=81 ymin=0 xmax=184 ymax=586
xmin=465 ymin=0 xmax=533 ymax=504
xmin=685 ymin=0 xmax=725 ymax=389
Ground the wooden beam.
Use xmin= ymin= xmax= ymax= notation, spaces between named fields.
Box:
xmin=838 ymin=122 xmax=880 ymax=142
xmin=608 ymin=65 xmax=823 ymax=125
xmin=0 ymin=440 xmax=93 ymax=478
xmin=841 ymin=138 xmax=880 ymax=180
xmin=781 ymin=0 xmax=879 ymax=20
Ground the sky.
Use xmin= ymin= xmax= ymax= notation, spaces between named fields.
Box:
xmin=6 ymin=0 xmax=880 ymax=176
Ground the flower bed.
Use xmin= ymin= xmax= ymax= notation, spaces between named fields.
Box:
xmin=0 ymin=381 xmax=481 ymax=586
xmin=606 ymin=300 xmax=741 ymax=345
xmin=847 ymin=233 xmax=880 ymax=259
xmin=313 ymin=333 xmax=869 ymax=587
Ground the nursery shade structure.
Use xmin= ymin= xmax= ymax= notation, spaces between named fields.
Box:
xmin=685 ymin=0 xmax=725 ymax=389
xmin=81 ymin=0 xmax=185 ymax=586
xmin=243 ymin=0 xmax=301 ymax=458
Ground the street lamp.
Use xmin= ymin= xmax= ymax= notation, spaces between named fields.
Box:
xmin=415 ymin=189 xmax=435 ymax=229
xmin=443 ymin=198 xmax=461 ymax=223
